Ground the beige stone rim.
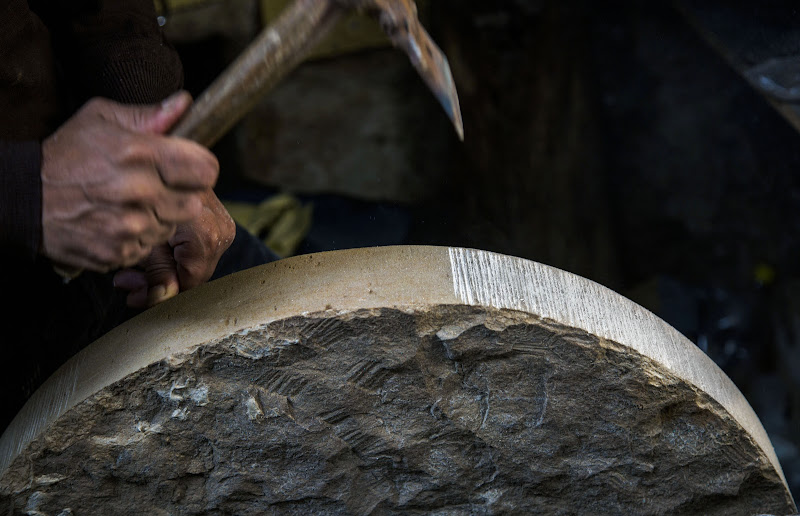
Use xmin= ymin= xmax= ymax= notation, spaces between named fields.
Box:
xmin=0 ymin=245 xmax=791 ymax=501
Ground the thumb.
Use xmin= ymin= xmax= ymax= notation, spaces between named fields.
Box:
xmin=112 ymin=90 xmax=193 ymax=135
xmin=141 ymin=244 xmax=181 ymax=306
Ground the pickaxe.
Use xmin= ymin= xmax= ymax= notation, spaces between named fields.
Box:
xmin=170 ymin=0 xmax=464 ymax=145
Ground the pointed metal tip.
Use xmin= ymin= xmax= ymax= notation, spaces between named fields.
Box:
xmin=439 ymin=92 xmax=464 ymax=141
xmin=417 ymin=37 xmax=464 ymax=141
xmin=375 ymin=2 xmax=464 ymax=141
xmin=434 ymin=67 xmax=464 ymax=141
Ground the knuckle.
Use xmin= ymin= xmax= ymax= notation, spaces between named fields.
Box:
xmin=124 ymin=214 xmax=148 ymax=236
xmin=96 ymin=244 xmax=123 ymax=268
xmin=120 ymin=254 xmax=139 ymax=269
xmin=117 ymin=136 xmax=151 ymax=165
xmin=113 ymin=213 xmax=145 ymax=238
xmin=120 ymin=242 xmax=148 ymax=267
xmin=119 ymin=245 xmax=136 ymax=264
xmin=106 ymin=217 xmax=126 ymax=238
xmin=125 ymin=178 xmax=157 ymax=206
xmin=84 ymin=97 xmax=107 ymax=113
xmin=116 ymin=241 xmax=135 ymax=262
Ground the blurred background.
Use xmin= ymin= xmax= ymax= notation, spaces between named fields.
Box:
xmin=157 ymin=0 xmax=800 ymax=498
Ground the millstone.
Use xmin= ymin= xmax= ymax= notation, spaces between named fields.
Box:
xmin=0 ymin=247 xmax=794 ymax=514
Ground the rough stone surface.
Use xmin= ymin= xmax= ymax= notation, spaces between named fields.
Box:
xmin=0 ymin=305 xmax=793 ymax=514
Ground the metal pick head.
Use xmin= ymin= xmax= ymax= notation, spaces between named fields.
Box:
xmin=349 ymin=0 xmax=464 ymax=140
xmin=394 ymin=19 xmax=465 ymax=141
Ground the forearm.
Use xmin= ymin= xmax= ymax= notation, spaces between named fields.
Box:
xmin=0 ymin=141 xmax=43 ymax=260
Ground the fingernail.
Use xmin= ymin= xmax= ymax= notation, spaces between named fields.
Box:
xmin=149 ymin=283 xmax=180 ymax=306
xmin=148 ymin=285 xmax=167 ymax=305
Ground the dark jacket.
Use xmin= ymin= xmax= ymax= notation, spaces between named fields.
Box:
xmin=0 ymin=0 xmax=183 ymax=260
xmin=0 ymin=0 xmax=183 ymax=430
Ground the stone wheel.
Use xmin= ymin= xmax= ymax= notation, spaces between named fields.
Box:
xmin=0 ymin=247 xmax=795 ymax=514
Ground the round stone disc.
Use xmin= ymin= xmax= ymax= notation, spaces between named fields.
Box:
xmin=0 ymin=247 xmax=795 ymax=514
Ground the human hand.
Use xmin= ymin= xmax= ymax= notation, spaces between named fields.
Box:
xmin=112 ymin=189 xmax=235 ymax=308
xmin=40 ymin=92 xmax=219 ymax=272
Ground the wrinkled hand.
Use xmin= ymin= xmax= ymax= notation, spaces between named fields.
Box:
xmin=113 ymin=189 xmax=235 ymax=308
xmin=41 ymin=92 xmax=219 ymax=272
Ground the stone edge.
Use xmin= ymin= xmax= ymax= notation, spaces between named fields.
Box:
xmin=0 ymin=245 xmax=793 ymax=507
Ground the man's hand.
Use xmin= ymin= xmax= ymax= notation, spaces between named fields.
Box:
xmin=113 ymin=189 xmax=235 ymax=308
xmin=41 ymin=92 xmax=219 ymax=272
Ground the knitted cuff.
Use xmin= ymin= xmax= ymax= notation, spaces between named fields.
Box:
xmin=74 ymin=35 xmax=184 ymax=105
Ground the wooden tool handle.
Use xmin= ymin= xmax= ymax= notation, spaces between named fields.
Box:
xmin=170 ymin=0 xmax=341 ymax=147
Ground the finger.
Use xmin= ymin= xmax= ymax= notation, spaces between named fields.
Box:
xmin=169 ymin=193 xmax=234 ymax=291
xmin=134 ymin=220 xmax=176 ymax=249
xmin=150 ymin=190 xmax=204 ymax=225
xmin=151 ymin=136 xmax=219 ymax=190
xmin=113 ymin=268 xmax=149 ymax=291
xmin=45 ymin=222 xmax=125 ymax=273
xmin=109 ymin=208 xmax=174 ymax=246
xmin=140 ymin=245 xmax=181 ymax=306
xmin=117 ymin=240 xmax=154 ymax=269
xmin=102 ymin=91 xmax=193 ymax=135
xmin=169 ymin=221 xmax=220 ymax=291
xmin=173 ymin=240 xmax=216 ymax=291
xmin=113 ymin=133 xmax=219 ymax=191
xmin=58 ymin=207 xmax=169 ymax=269
xmin=85 ymin=171 xmax=204 ymax=225
xmin=113 ymin=269 xmax=150 ymax=308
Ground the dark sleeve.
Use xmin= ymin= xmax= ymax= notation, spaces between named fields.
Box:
xmin=0 ymin=142 xmax=42 ymax=260
xmin=5 ymin=0 xmax=183 ymax=260
xmin=31 ymin=0 xmax=184 ymax=106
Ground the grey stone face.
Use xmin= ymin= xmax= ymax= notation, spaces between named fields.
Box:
xmin=0 ymin=306 xmax=793 ymax=514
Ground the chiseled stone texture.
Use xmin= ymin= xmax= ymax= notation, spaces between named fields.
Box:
xmin=0 ymin=306 xmax=794 ymax=514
